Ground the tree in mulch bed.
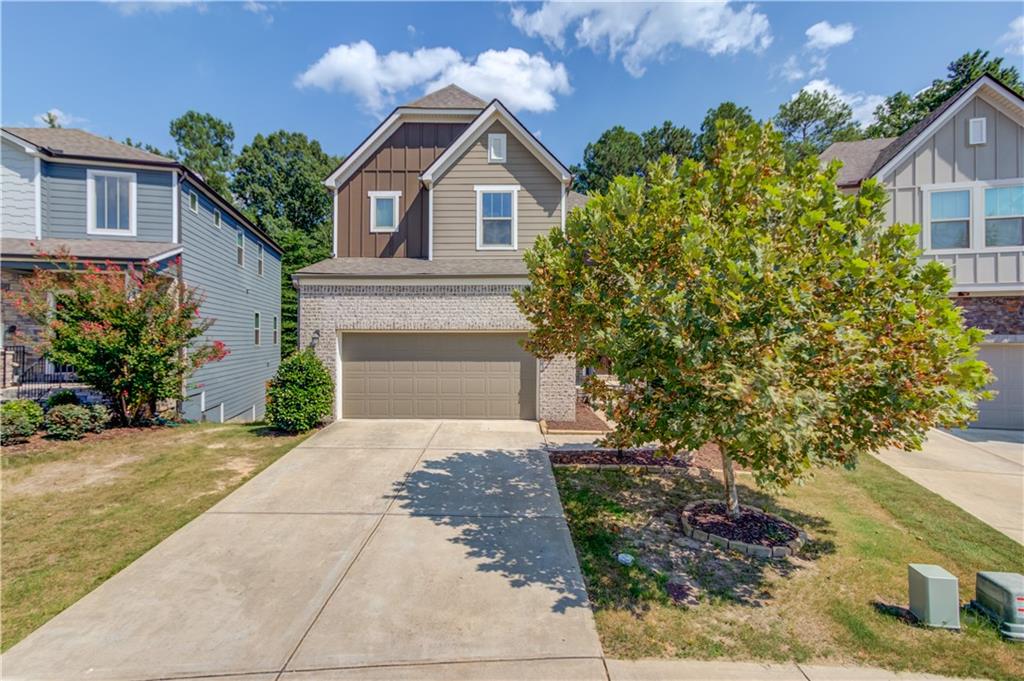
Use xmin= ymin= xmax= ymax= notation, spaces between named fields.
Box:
xmin=515 ymin=121 xmax=991 ymax=536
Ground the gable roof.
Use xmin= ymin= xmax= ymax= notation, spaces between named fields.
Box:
xmin=403 ymin=84 xmax=486 ymax=110
xmin=2 ymin=127 xmax=175 ymax=166
xmin=821 ymin=74 xmax=1024 ymax=188
xmin=819 ymin=138 xmax=896 ymax=187
xmin=419 ymin=100 xmax=571 ymax=186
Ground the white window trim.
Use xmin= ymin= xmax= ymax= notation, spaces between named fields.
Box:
xmin=188 ymin=190 xmax=199 ymax=213
xmin=368 ymin=190 xmax=401 ymax=233
xmin=272 ymin=315 xmax=278 ymax=345
xmin=921 ymin=179 xmax=1024 ymax=255
xmin=487 ymin=133 xmax=507 ymax=163
xmin=254 ymin=311 xmax=261 ymax=346
xmin=236 ymin=230 xmax=245 ymax=267
xmin=86 ymin=169 xmax=138 ymax=236
xmin=475 ymin=184 xmax=519 ymax=251
xmin=213 ymin=208 xmax=222 ymax=228
xmin=257 ymin=242 xmax=264 ymax=276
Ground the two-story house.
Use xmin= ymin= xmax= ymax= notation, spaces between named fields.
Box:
xmin=295 ymin=85 xmax=583 ymax=422
xmin=822 ymin=74 xmax=1024 ymax=430
xmin=0 ymin=128 xmax=282 ymax=422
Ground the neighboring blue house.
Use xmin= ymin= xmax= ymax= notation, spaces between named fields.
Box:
xmin=0 ymin=127 xmax=282 ymax=422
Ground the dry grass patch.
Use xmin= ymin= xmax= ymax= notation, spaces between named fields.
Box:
xmin=1 ymin=423 xmax=309 ymax=650
xmin=554 ymin=457 xmax=1024 ymax=680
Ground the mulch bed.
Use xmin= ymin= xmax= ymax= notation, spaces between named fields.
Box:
xmin=683 ymin=500 xmax=799 ymax=548
xmin=544 ymin=402 xmax=610 ymax=433
xmin=547 ymin=442 xmax=743 ymax=471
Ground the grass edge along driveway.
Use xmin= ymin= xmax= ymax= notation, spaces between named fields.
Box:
xmin=1 ymin=422 xmax=309 ymax=651
xmin=554 ymin=455 xmax=1024 ymax=681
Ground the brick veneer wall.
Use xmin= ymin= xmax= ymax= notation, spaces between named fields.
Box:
xmin=954 ymin=295 xmax=1024 ymax=335
xmin=297 ymin=282 xmax=576 ymax=421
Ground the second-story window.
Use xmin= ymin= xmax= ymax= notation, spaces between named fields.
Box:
xmin=475 ymin=185 xmax=518 ymax=250
xmin=368 ymin=190 xmax=400 ymax=233
xmin=929 ymin=189 xmax=970 ymax=250
xmin=272 ymin=316 xmax=278 ymax=345
xmin=189 ymin=191 xmax=198 ymax=213
xmin=257 ymin=243 xmax=264 ymax=276
xmin=213 ymin=208 xmax=222 ymax=228
xmin=253 ymin=312 xmax=261 ymax=346
xmin=87 ymin=170 xmax=136 ymax=235
xmin=984 ymin=185 xmax=1024 ymax=247
xmin=236 ymin=231 xmax=245 ymax=266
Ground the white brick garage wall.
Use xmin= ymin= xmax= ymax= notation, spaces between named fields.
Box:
xmin=297 ymin=282 xmax=576 ymax=421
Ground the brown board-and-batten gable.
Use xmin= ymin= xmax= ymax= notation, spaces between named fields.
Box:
xmin=335 ymin=121 xmax=467 ymax=258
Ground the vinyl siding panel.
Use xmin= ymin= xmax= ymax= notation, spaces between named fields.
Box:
xmin=1 ymin=138 xmax=37 ymax=237
xmin=179 ymin=180 xmax=281 ymax=422
xmin=41 ymin=161 xmax=173 ymax=242
xmin=880 ymin=91 xmax=1024 ymax=290
xmin=335 ymin=122 xmax=467 ymax=258
xmin=432 ymin=122 xmax=563 ymax=258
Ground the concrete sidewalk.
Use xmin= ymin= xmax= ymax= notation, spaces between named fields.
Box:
xmin=607 ymin=659 xmax=985 ymax=681
xmin=875 ymin=428 xmax=1024 ymax=543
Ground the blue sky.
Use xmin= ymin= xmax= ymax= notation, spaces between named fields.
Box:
xmin=3 ymin=1 xmax=1022 ymax=166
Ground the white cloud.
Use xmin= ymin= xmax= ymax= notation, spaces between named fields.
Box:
xmin=33 ymin=108 xmax=87 ymax=127
xmin=801 ymin=78 xmax=883 ymax=126
xmin=296 ymin=41 xmax=571 ymax=115
xmin=108 ymin=0 xmax=206 ymax=16
xmin=243 ymin=1 xmax=273 ymax=25
xmin=406 ymin=24 xmax=417 ymax=36
xmin=999 ymin=15 xmax=1024 ymax=56
xmin=509 ymin=2 xmax=772 ymax=78
xmin=778 ymin=53 xmax=826 ymax=82
xmin=804 ymin=20 xmax=855 ymax=50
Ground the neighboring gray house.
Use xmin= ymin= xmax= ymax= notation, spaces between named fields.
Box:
xmin=295 ymin=85 xmax=583 ymax=422
xmin=0 ymin=128 xmax=282 ymax=422
xmin=822 ymin=74 xmax=1024 ymax=429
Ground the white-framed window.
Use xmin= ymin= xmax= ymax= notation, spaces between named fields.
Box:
xmin=984 ymin=184 xmax=1024 ymax=247
xmin=236 ymin=230 xmax=245 ymax=266
xmin=272 ymin=316 xmax=278 ymax=345
xmin=968 ymin=117 xmax=987 ymax=146
xmin=253 ymin=312 xmax=261 ymax=346
xmin=928 ymin=189 xmax=971 ymax=250
xmin=188 ymin=190 xmax=198 ymax=213
xmin=368 ymin=190 xmax=401 ymax=233
xmin=257 ymin=243 xmax=264 ymax=276
xmin=86 ymin=169 xmax=137 ymax=235
xmin=475 ymin=185 xmax=519 ymax=250
xmin=923 ymin=180 xmax=1024 ymax=252
xmin=487 ymin=133 xmax=507 ymax=163
xmin=213 ymin=208 xmax=221 ymax=228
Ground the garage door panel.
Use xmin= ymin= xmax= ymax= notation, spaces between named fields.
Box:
xmin=341 ymin=333 xmax=536 ymax=420
xmin=975 ymin=345 xmax=1024 ymax=430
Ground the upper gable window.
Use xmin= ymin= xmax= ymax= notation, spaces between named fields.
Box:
xmin=188 ymin=191 xmax=198 ymax=213
xmin=213 ymin=208 xmax=222 ymax=228
xmin=985 ymin=185 xmax=1024 ymax=247
xmin=929 ymin=189 xmax=971 ymax=250
xmin=475 ymin=185 xmax=518 ymax=250
xmin=236 ymin=230 xmax=245 ymax=266
xmin=87 ymin=170 xmax=136 ymax=235
xmin=487 ymin=133 xmax=507 ymax=163
xmin=368 ymin=190 xmax=400 ymax=233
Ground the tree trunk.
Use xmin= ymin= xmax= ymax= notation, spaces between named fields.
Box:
xmin=719 ymin=444 xmax=741 ymax=518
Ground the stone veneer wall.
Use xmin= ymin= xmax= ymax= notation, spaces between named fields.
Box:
xmin=954 ymin=295 xmax=1024 ymax=335
xmin=297 ymin=282 xmax=576 ymax=421
xmin=1 ymin=270 xmax=44 ymax=367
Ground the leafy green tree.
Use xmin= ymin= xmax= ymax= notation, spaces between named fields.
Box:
xmin=169 ymin=111 xmax=235 ymax=197
xmin=12 ymin=255 xmax=228 ymax=425
xmin=866 ymin=50 xmax=1023 ymax=137
xmin=695 ymin=101 xmax=755 ymax=161
xmin=231 ymin=131 xmax=341 ymax=354
xmin=123 ymin=137 xmax=173 ymax=158
xmin=641 ymin=121 xmax=696 ymax=164
xmin=571 ymin=126 xmax=645 ymax=194
xmin=775 ymin=89 xmax=861 ymax=160
xmin=515 ymin=122 xmax=990 ymax=516
xmin=41 ymin=111 xmax=61 ymax=128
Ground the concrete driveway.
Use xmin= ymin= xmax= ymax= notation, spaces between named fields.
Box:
xmin=875 ymin=428 xmax=1024 ymax=544
xmin=3 ymin=420 xmax=605 ymax=681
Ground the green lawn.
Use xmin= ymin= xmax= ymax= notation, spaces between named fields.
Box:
xmin=554 ymin=456 xmax=1024 ymax=680
xmin=1 ymin=423 xmax=309 ymax=651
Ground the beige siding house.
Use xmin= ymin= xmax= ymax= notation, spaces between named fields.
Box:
xmin=296 ymin=85 xmax=578 ymax=422
xmin=822 ymin=74 xmax=1024 ymax=429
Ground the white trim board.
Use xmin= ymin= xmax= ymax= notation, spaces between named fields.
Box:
xmin=86 ymin=168 xmax=138 ymax=236
xmin=420 ymin=101 xmax=571 ymax=187
xmin=475 ymin=184 xmax=520 ymax=251
xmin=34 ymin=156 xmax=42 ymax=238
xmin=368 ymin=190 xmax=401 ymax=233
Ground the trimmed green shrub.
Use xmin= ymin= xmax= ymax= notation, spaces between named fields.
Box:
xmin=45 ymin=389 xmax=81 ymax=410
xmin=45 ymin=404 xmax=93 ymax=440
xmin=88 ymin=404 xmax=111 ymax=432
xmin=266 ymin=350 xmax=333 ymax=433
xmin=1 ymin=399 xmax=45 ymax=444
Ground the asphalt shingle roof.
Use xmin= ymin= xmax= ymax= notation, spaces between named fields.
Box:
xmin=403 ymin=84 xmax=487 ymax=110
xmin=3 ymin=128 xmax=174 ymax=165
xmin=819 ymin=138 xmax=897 ymax=187
xmin=1 ymin=237 xmax=180 ymax=262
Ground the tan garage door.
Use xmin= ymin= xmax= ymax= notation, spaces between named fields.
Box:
xmin=974 ymin=343 xmax=1024 ymax=430
xmin=341 ymin=333 xmax=537 ymax=419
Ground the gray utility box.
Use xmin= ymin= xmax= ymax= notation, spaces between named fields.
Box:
xmin=908 ymin=564 xmax=960 ymax=629
xmin=971 ymin=571 xmax=1024 ymax=642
